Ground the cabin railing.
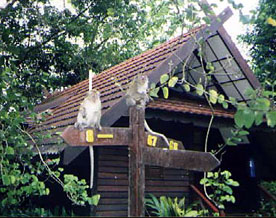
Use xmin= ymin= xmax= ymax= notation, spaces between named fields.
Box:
xmin=258 ymin=184 xmax=276 ymax=201
xmin=190 ymin=184 xmax=225 ymax=216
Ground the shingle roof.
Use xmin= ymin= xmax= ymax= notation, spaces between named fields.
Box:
xmin=30 ymin=8 xmax=235 ymax=136
xmin=147 ymin=98 xmax=234 ymax=119
xmin=30 ymin=27 xmax=203 ymax=134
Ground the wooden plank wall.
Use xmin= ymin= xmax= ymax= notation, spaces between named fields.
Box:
xmin=95 ymin=146 xmax=191 ymax=216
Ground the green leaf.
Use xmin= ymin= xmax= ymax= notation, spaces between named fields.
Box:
xmin=223 ymin=186 xmax=233 ymax=195
xmin=244 ymin=88 xmax=256 ymax=99
xmin=6 ymin=146 xmax=14 ymax=155
xmin=266 ymin=111 xmax=276 ymax=127
xmin=160 ymin=74 xmax=169 ymax=84
xmin=150 ymin=83 xmax=156 ymax=89
xmin=218 ymin=94 xmax=225 ymax=104
xmin=183 ymin=84 xmax=190 ymax=92
xmin=149 ymin=87 xmax=160 ymax=98
xmin=229 ymin=97 xmax=237 ymax=105
xmin=89 ymin=194 xmax=100 ymax=206
xmin=195 ymin=84 xmax=204 ymax=96
xmin=255 ymin=98 xmax=270 ymax=111
xmin=200 ymin=178 xmax=208 ymax=185
xmin=162 ymin=87 xmax=169 ymax=99
xmin=209 ymin=90 xmax=218 ymax=104
xmin=222 ymin=101 xmax=228 ymax=109
xmin=254 ymin=111 xmax=264 ymax=126
xmin=234 ymin=110 xmax=244 ymax=128
xmin=168 ymin=76 xmax=178 ymax=87
xmin=238 ymin=130 xmax=249 ymax=136
xmin=243 ymin=108 xmax=255 ymax=129
xmin=226 ymin=138 xmax=237 ymax=146
xmin=10 ymin=175 xmax=16 ymax=184
xmin=107 ymin=8 xmax=115 ymax=16
xmin=2 ymin=175 xmax=10 ymax=185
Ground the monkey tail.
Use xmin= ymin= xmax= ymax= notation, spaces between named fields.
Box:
xmin=144 ymin=120 xmax=170 ymax=147
xmin=89 ymin=146 xmax=94 ymax=189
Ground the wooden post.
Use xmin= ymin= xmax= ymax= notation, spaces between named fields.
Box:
xmin=128 ymin=106 xmax=145 ymax=217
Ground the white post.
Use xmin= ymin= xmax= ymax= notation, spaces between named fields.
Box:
xmin=89 ymin=69 xmax=93 ymax=91
xmin=88 ymin=69 xmax=94 ymax=189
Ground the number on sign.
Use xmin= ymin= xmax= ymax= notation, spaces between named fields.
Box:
xmin=147 ymin=135 xmax=157 ymax=147
xmin=169 ymin=140 xmax=178 ymax=150
xmin=86 ymin=130 xmax=94 ymax=143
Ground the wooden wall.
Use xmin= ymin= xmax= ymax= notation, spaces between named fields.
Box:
xmin=95 ymin=146 xmax=191 ymax=216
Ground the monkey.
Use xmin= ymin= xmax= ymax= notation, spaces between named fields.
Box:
xmin=125 ymin=74 xmax=170 ymax=147
xmin=125 ymin=74 xmax=150 ymax=108
xmin=74 ymin=89 xmax=102 ymax=131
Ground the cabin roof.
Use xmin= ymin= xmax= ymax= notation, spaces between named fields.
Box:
xmin=148 ymin=98 xmax=234 ymax=119
xmin=29 ymin=7 xmax=259 ymax=156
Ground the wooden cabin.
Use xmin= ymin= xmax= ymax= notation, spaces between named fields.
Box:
xmin=29 ymin=7 xmax=274 ymax=216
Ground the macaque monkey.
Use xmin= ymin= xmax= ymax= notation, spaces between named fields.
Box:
xmin=125 ymin=74 xmax=149 ymax=108
xmin=74 ymin=90 xmax=102 ymax=131
xmin=125 ymin=74 xmax=170 ymax=147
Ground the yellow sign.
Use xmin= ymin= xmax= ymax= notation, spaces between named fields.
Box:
xmin=86 ymin=130 xmax=94 ymax=143
xmin=147 ymin=135 xmax=157 ymax=147
xmin=169 ymin=140 xmax=178 ymax=150
xmin=97 ymin=134 xmax=114 ymax=139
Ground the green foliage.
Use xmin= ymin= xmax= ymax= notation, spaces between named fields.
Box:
xmin=168 ymin=76 xmax=178 ymax=88
xmin=240 ymin=0 xmax=276 ymax=83
xmin=233 ymin=88 xmax=276 ymax=129
xmin=160 ymin=74 xmax=170 ymax=84
xmin=162 ymin=87 xmax=169 ymax=99
xmin=209 ymin=90 xmax=218 ymax=104
xmin=255 ymin=181 xmax=276 ymax=217
xmin=200 ymin=170 xmax=239 ymax=210
xmin=64 ymin=174 xmax=100 ymax=206
xmin=0 ymin=66 xmax=99 ymax=215
xmin=256 ymin=200 xmax=276 ymax=217
xmin=195 ymin=83 xmax=204 ymax=96
xmin=261 ymin=181 xmax=276 ymax=196
xmin=145 ymin=194 xmax=201 ymax=217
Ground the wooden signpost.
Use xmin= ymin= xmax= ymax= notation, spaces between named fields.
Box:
xmin=61 ymin=106 xmax=220 ymax=217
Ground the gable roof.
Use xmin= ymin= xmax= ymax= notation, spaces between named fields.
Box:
xmin=29 ymin=7 xmax=260 ymax=155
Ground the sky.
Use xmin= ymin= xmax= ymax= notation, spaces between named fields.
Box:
xmin=0 ymin=0 xmax=259 ymax=57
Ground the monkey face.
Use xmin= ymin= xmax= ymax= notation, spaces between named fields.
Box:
xmin=137 ymin=74 xmax=149 ymax=85
xmin=87 ymin=90 xmax=101 ymax=101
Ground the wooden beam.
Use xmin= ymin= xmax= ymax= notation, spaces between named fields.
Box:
xmin=128 ymin=107 xmax=145 ymax=217
xmin=61 ymin=126 xmax=131 ymax=146
xmin=143 ymin=147 xmax=220 ymax=172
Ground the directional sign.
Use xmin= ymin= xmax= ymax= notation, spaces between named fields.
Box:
xmin=61 ymin=107 xmax=221 ymax=217
xmin=143 ymin=147 xmax=220 ymax=172
xmin=145 ymin=133 xmax=184 ymax=150
xmin=61 ymin=126 xmax=131 ymax=146
xmin=62 ymin=126 xmax=184 ymax=150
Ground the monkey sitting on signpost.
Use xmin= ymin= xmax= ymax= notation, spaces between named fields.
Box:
xmin=125 ymin=74 xmax=170 ymax=147
xmin=74 ymin=89 xmax=102 ymax=131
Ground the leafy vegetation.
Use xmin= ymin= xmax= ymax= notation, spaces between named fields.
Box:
xmin=254 ymin=180 xmax=276 ymax=217
xmin=240 ymin=0 xmax=276 ymax=83
xmin=200 ymin=170 xmax=239 ymax=210
xmin=145 ymin=194 xmax=203 ymax=217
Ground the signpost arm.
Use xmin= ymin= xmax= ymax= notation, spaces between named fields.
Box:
xmin=128 ymin=106 xmax=145 ymax=217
